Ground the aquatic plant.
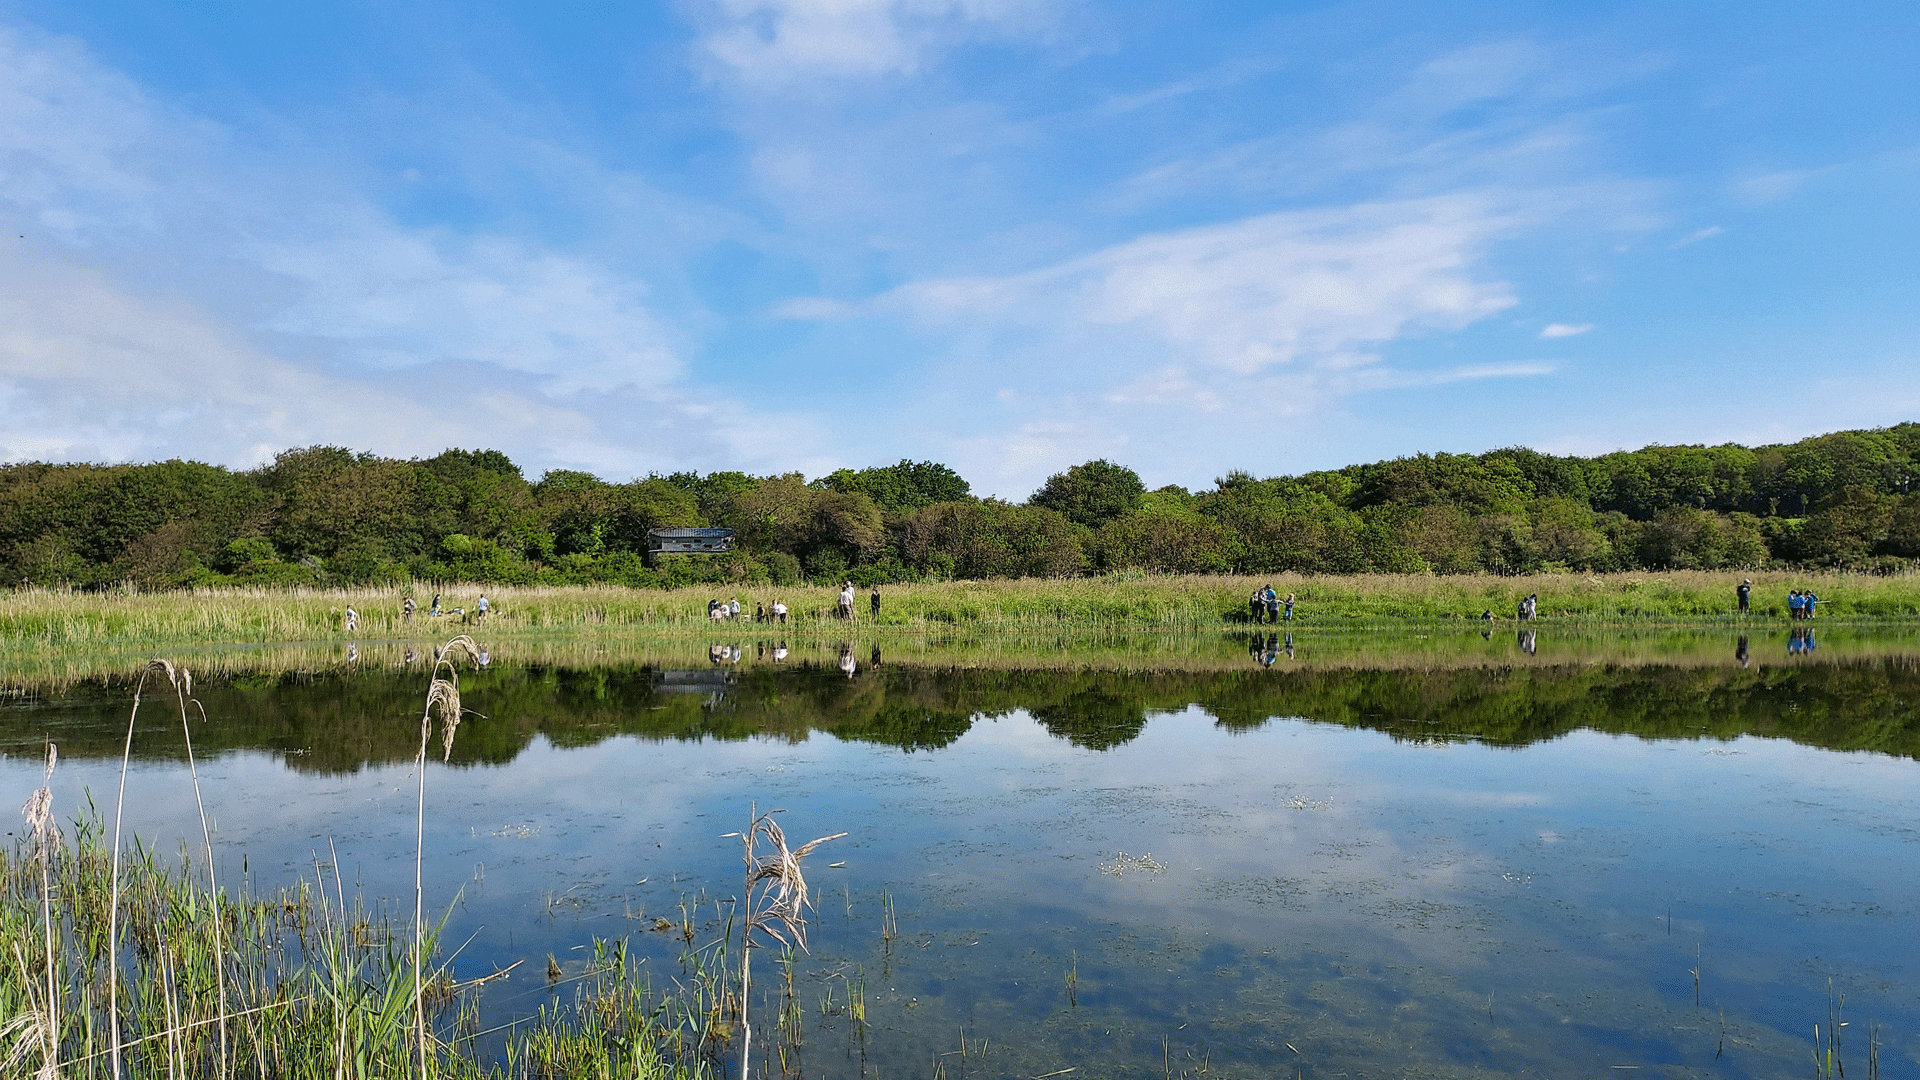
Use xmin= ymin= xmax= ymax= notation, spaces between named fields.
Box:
xmin=723 ymin=807 xmax=843 ymax=1080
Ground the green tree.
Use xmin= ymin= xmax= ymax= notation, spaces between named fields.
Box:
xmin=818 ymin=460 xmax=971 ymax=514
xmin=1029 ymin=460 xmax=1145 ymax=528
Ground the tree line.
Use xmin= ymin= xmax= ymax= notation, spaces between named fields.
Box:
xmin=2 ymin=424 xmax=1917 ymax=591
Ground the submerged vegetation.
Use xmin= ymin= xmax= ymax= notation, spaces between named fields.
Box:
xmin=4 ymin=424 xmax=1920 ymax=592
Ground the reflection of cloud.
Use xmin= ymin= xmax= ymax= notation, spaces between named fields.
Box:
xmin=1539 ymin=322 xmax=1592 ymax=339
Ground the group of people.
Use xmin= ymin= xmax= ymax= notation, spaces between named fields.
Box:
xmin=355 ymin=593 xmax=491 ymax=632
xmin=1787 ymin=589 xmax=1819 ymax=620
xmin=709 ymin=598 xmax=791 ymax=623
xmin=395 ymin=593 xmax=487 ymax=623
xmin=1737 ymin=578 xmax=1823 ymax=620
xmin=834 ymin=583 xmax=882 ymax=620
xmin=1516 ymin=594 xmax=1539 ymax=621
xmin=1247 ymin=586 xmax=1295 ymax=624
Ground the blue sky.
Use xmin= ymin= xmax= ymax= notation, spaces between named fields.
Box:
xmin=1 ymin=0 xmax=1915 ymax=498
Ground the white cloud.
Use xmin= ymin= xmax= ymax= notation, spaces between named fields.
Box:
xmin=1539 ymin=322 xmax=1592 ymax=339
xmin=894 ymin=195 xmax=1517 ymax=376
xmin=699 ymin=0 xmax=1051 ymax=83
xmin=0 ymin=23 xmax=833 ymax=475
xmin=1668 ymin=225 xmax=1723 ymax=249
xmin=1732 ymin=169 xmax=1816 ymax=206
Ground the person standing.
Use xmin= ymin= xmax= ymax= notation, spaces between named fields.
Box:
xmin=870 ymin=586 xmax=881 ymax=618
xmin=403 ymin=596 xmax=416 ymax=623
xmin=1264 ymin=586 xmax=1279 ymax=625
xmin=476 ymin=594 xmax=489 ymax=623
xmin=1737 ymin=578 xmax=1751 ymax=615
xmin=1283 ymin=593 xmax=1295 ymax=621
xmin=772 ymin=600 xmax=788 ymax=624
xmin=729 ymin=597 xmax=741 ymax=619
xmin=1805 ymin=591 xmax=1818 ymax=620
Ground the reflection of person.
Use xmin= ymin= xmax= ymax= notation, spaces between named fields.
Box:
xmin=773 ymin=641 xmax=788 ymax=661
xmin=871 ymin=644 xmax=882 ymax=667
xmin=1518 ymin=629 xmax=1537 ymax=655
xmin=1736 ymin=635 xmax=1749 ymax=668
xmin=839 ymin=644 xmax=856 ymax=678
xmin=1283 ymin=632 xmax=1294 ymax=660
xmin=1737 ymin=578 xmax=1751 ymax=614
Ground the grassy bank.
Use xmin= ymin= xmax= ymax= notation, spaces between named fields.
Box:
xmin=1 ymin=570 xmax=1917 ymax=649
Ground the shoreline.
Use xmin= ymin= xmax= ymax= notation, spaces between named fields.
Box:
xmin=0 ymin=569 xmax=1915 ymax=651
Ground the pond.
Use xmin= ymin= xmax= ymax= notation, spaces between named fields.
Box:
xmin=3 ymin=628 xmax=1917 ymax=1077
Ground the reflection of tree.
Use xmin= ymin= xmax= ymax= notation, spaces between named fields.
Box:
xmin=10 ymin=656 xmax=1920 ymax=772
xmin=1028 ymin=686 xmax=1150 ymax=750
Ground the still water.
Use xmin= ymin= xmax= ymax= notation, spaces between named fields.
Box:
xmin=3 ymin=629 xmax=1917 ymax=1077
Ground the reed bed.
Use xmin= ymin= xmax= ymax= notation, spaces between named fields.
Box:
xmin=0 ymin=816 xmax=732 ymax=1078
xmin=0 ymin=647 xmax=754 ymax=1079
xmin=2 ymin=570 xmax=1918 ymax=651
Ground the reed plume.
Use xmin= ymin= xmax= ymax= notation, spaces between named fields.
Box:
xmin=725 ymin=807 xmax=844 ymax=1080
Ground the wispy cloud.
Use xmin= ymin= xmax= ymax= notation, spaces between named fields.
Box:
xmin=1668 ymin=225 xmax=1723 ymax=249
xmin=697 ymin=0 xmax=1056 ymax=83
xmin=894 ymin=195 xmax=1517 ymax=376
xmin=1539 ymin=322 xmax=1592 ymax=339
xmin=0 ymin=23 xmax=826 ymax=475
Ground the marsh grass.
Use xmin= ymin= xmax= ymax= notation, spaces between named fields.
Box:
xmin=3 ymin=569 xmax=1918 ymax=652
xmin=0 ymin=647 xmax=753 ymax=1078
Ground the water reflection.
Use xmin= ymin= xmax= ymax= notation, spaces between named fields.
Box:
xmin=2 ymin=633 xmax=1917 ymax=1076
xmin=8 ymin=637 xmax=1920 ymax=769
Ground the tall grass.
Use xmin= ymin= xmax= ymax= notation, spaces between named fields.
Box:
xmin=0 ymin=645 xmax=759 ymax=1078
xmin=1 ymin=570 xmax=1916 ymax=650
